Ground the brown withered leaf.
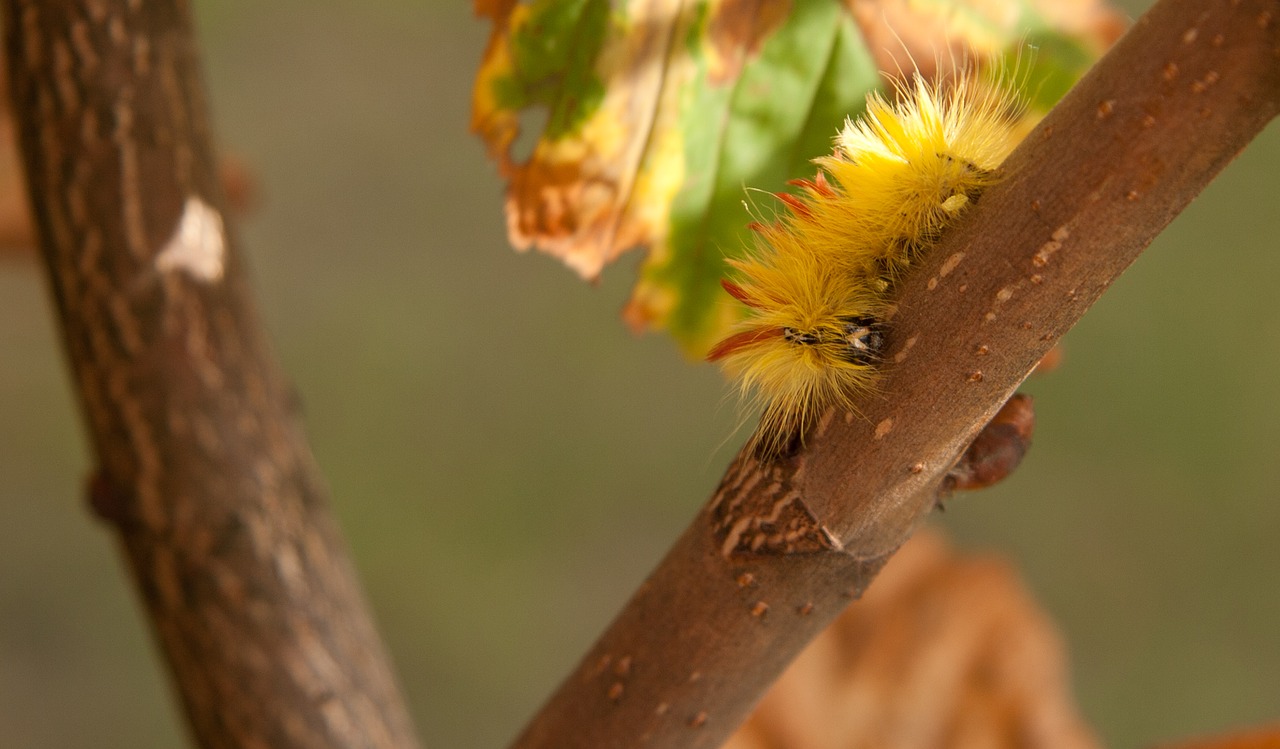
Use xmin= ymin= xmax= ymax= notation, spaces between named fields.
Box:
xmin=472 ymin=0 xmax=686 ymax=280
xmin=722 ymin=530 xmax=1099 ymax=749
xmin=1153 ymin=725 xmax=1280 ymax=749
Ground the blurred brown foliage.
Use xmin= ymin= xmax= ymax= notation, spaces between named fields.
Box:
xmin=723 ymin=530 xmax=1099 ymax=749
xmin=1154 ymin=725 xmax=1280 ymax=749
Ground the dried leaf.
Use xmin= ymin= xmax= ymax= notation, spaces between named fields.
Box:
xmin=473 ymin=0 xmax=1125 ymax=355
xmin=721 ymin=530 xmax=1100 ymax=749
xmin=1153 ymin=725 xmax=1280 ymax=749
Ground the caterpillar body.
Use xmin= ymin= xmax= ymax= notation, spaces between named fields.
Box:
xmin=708 ymin=70 xmax=1025 ymax=460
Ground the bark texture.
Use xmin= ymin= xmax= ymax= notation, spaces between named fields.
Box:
xmin=3 ymin=2 xmax=421 ymax=748
xmin=511 ymin=0 xmax=1280 ymax=746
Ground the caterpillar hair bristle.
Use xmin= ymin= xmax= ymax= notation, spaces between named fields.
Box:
xmin=709 ymin=65 xmax=1026 ymax=460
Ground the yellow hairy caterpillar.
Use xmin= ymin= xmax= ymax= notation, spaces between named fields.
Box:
xmin=708 ymin=69 xmax=1025 ymax=460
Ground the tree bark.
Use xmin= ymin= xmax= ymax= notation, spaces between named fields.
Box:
xmin=2 ymin=2 xmax=422 ymax=748
xmin=510 ymin=0 xmax=1280 ymax=746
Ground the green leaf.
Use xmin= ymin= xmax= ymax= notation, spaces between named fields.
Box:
xmin=472 ymin=0 xmax=1126 ymax=357
xmin=631 ymin=0 xmax=880 ymax=353
xmin=488 ymin=0 xmax=611 ymax=139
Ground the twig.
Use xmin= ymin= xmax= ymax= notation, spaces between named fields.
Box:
xmin=510 ymin=0 xmax=1280 ymax=746
xmin=2 ymin=2 xmax=422 ymax=747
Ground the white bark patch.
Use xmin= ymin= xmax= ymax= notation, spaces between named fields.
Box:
xmin=156 ymin=196 xmax=225 ymax=282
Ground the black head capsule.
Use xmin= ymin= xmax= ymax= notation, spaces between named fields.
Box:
xmin=838 ymin=316 xmax=884 ymax=365
xmin=781 ymin=318 xmax=885 ymax=366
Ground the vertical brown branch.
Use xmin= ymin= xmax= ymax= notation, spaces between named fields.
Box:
xmin=511 ymin=0 xmax=1280 ymax=746
xmin=2 ymin=2 xmax=421 ymax=748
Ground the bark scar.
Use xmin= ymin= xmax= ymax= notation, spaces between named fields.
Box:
xmin=709 ymin=454 xmax=843 ymax=557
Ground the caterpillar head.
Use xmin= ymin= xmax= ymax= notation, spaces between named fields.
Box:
xmin=708 ymin=281 xmax=884 ymax=366
xmin=708 ymin=280 xmax=886 ymax=459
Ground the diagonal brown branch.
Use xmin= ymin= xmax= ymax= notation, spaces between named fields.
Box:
xmin=2 ymin=2 xmax=421 ymax=747
xmin=510 ymin=0 xmax=1280 ymax=747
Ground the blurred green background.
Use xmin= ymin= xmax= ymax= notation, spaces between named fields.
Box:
xmin=1 ymin=1 xmax=1277 ymax=746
